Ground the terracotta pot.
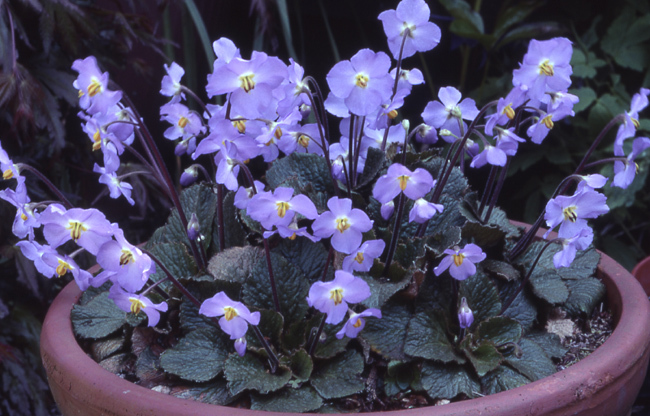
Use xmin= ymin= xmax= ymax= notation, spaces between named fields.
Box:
xmin=41 ymin=245 xmax=650 ymax=416
xmin=632 ymin=256 xmax=650 ymax=296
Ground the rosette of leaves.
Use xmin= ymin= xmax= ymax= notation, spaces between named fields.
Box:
xmin=72 ymin=149 xmax=604 ymax=411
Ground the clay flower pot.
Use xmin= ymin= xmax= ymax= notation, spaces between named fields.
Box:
xmin=41 ymin=241 xmax=650 ymax=416
xmin=632 ymin=256 xmax=650 ymax=296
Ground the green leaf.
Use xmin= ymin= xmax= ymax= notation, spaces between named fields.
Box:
xmin=499 ymin=282 xmax=537 ymax=331
xmin=310 ymin=350 xmax=365 ymax=399
xmin=207 ymin=246 xmax=263 ymax=285
xmin=361 ymin=263 xmax=413 ymax=309
xmin=601 ymin=7 xmax=650 ymax=71
xmin=266 ymin=152 xmax=335 ymax=197
xmin=359 ymin=300 xmax=410 ymax=360
xmin=530 ymin=272 xmax=569 ymax=305
xmin=438 ymin=0 xmax=485 ymax=36
xmin=384 ymin=361 xmax=421 ymax=396
xmin=247 ymin=310 xmax=284 ymax=352
xmin=71 ymin=291 xmax=126 ymax=339
xmin=224 ymin=354 xmax=291 ymax=395
xmin=404 ymin=308 xmax=465 ymax=364
xmin=570 ymin=87 xmax=597 ymax=113
xmin=564 ymin=277 xmax=606 ymax=316
xmin=280 ymin=349 xmax=312 ymax=382
xmin=214 ymin=190 xmax=248 ymax=252
xmin=160 ymin=328 xmax=230 ymax=382
xmin=170 ymin=378 xmax=234 ymax=405
xmin=421 ymin=362 xmax=481 ymax=400
xmin=484 ymin=259 xmax=520 ymax=282
xmin=493 ymin=1 xmax=540 ymax=39
xmin=481 ymin=365 xmax=529 ymax=395
xmin=571 ymin=49 xmax=606 ymax=79
xmin=505 ymin=338 xmax=556 ymax=381
xmin=251 ymin=385 xmax=323 ymax=412
xmin=148 ymin=242 xmax=198 ymax=283
xmin=357 ymin=147 xmax=387 ymax=188
xmin=461 ymin=337 xmax=503 ymax=377
xmin=243 ymin=253 xmax=309 ymax=326
xmin=475 ymin=316 xmax=523 ymax=346
xmin=311 ymin=316 xmax=350 ymax=359
xmin=273 ymin=237 xmax=329 ymax=282
xmin=526 ymin=331 xmax=568 ymax=359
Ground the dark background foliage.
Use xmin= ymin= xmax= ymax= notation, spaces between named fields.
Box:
xmin=0 ymin=0 xmax=648 ymax=414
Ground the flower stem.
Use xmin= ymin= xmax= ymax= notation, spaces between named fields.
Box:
xmin=262 ymin=238 xmax=281 ymax=312
xmin=383 ymin=192 xmax=406 ymax=276
xmin=18 ymin=164 xmax=74 ymax=209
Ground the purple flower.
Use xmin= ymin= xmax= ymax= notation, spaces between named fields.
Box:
xmin=40 ymin=205 xmax=114 ymax=255
xmin=180 ymin=165 xmax=199 ymax=187
xmin=526 ymin=105 xmax=574 ymax=144
xmin=372 ymin=163 xmax=434 ymax=204
xmin=614 ymin=88 xmax=649 ymax=156
xmin=326 ymin=49 xmax=393 ymax=116
xmin=342 ymin=239 xmax=386 ymax=272
xmin=553 ymin=227 xmax=593 ymax=269
xmin=471 ymin=128 xmax=524 ymax=168
xmin=380 ymin=201 xmax=395 ymax=220
xmin=408 ymin=198 xmax=444 ymax=223
xmin=0 ymin=187 xmax=39 ymax=239
xmin=234 ymin=337 xmax=247 ymax=357
xmin=312 ymin=197 xmax=374 ymax=254
xmin=578 ymin=174 xmax=608 ymax=189
xmin=613 ymin=137 xmax=650 ymax=189
xmin=41 ymin=252 xmax=92 ymax=290
xmin=160 ymin=62 xmax=185 ymax=103
xmin=199 ymin=292 xmax=260 ymax=340
xmin=378 ymin=0 xmax=441 ymax=59
xmin=160 ymin=102 xmax=205 ymax=141
xmin=247 ymin=187 xmax=318 ymax=230
xmin=72 ymin=56 xmax=122 ymax=115
xmin=93 ymin=164 xmax=135 ymax=205
xmin=234 ymin=181 xmax=266 ymax=210
xmin=1 ymin=141 xmax=23 ymax=184
xmin=336 ymin=308 xmax=382 ymax=339
xmin=434 ymin=243 xmax=486 ymax=281
xmin=95 ymin=226 xmax=155 ymax=293
xmin=484 ymin=87 xmax=527 ymax=135
xmin=458 ymin=297 xmax=474 ymax=329
xmin=16 ymin=240 xmax=58 ymax=277
xmin=421 ymin=87 xmax=479 ymax=141
xmin=544 ymin=186 xmax=609 ymax=238
xmin=512 ymin=38 xmax=573 ymax=103
xmin=109 ymin=285 xmax=168 ymax=327
xmin=306 ymin=270 xmax=371 ymax=324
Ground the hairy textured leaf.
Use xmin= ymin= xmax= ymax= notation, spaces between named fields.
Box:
xmin=207 ymin=246 xmax=263 ymax=284
xmin=224 ymin=354 xmax=291 ymax=395
xmin=404 ymin=308 xmax=464 ymax=364
xmin=310 ymin=350 xmax=365 ymax=399
xmin=360 ymin=300 xmax=410 ymax=360
xmin=458 ymin=269 xmax=502 ymax=324
xmin=505 ymin=338 xmax=556 ymax=381
xmin=170 ymin=378 xmax=234 ymax=405
xmin=71 ymin=291 xmax=126 ymax=339
xmin=564 ymin=277 xmax=606 ymax=316
xmin=160 ymin=328 xmax=229 ymax=382
xmin=481 ymin=365 xmax=529 ymax=395
xmin=272 ymin=237 xmax=329 ymax=282
xmin=421 ymin=362 xmax=481 ymax=400
xmin=251 ymin=385 xmax=323 ymax=412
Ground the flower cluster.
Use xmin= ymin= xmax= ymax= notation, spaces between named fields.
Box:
xmin=1 ymin=0 xmax=649 ymax=409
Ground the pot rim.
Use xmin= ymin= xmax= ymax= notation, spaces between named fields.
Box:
xmin=41 ymin=226 xmax=650 ymax=416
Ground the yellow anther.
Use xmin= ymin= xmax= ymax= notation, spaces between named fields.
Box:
xmin=353 ymin=318 xmax=363 ymax=328
xmin=453 ymin=253 xmax=464 ymax=267
xmin=563 ymin=206 xmax=578 ymax=222
xmin=298 ymin=134 xmax=310 ymax=148
xmin=539 ymin=60 xmax=554 ymax=76
xmin=233 ymin=119 xmax=247 ymax=133
xmin=387 ymin=109 xmax=398 ymax=119
xmin=542 ymin=115 xmax=554 ymax=129
xmin=178 ymin=116 xmax=189 ymax=128
xmin=276 ymin=201 xmax=290 ymax=218
xmin=336 ymin=217 xmax=350 ymax=233
xmin=635 ymin=162 xmax=640 ymax=174
xmin=355 ymin=74 xmax=369 ymax=88
xmin=398 ymin=175 xmax=410 ymax=191
xmin=78 ymin=89 xmax=84 ymax=98
xmin=67 ymin=221 xmax=87 ymax=241
xmin=239 ymin=74 xmax=256 ymax=92
xmin=120 ymin=250 xmax=134 ymax=266
xmin=330 ymin=288 xmax=344 ymax=305
xmin=288 ymin=233 xmax=297 ymax=240
xmin=129 ymin=298 xmax=145 ymax=314
xmin=224 ymin=306 xmax=238 ymax=321
xmin=56 ymin=260 xmax=72 ymax=277
xmin=355 ymin=252 xmax=365 ymax=264
xmin=3 ymin=169 xmax=13 ymax=180
xmin=92 ymin=130 xmax=102 ymax=151
xmin=632 ymin=117 xmax=640 ymax=129
xmin=504 ymin=104 xmax=515 ymax=120
xmin=20 ymin=213 xmax=27 ymax=221
xmin=274 ymin=127 xmax=283 ymax=140
xmin=87 ymin=78 xmax=103 ymax=97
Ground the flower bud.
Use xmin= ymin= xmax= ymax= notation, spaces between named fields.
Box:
xmin=458 ymin=297 xmax=474 ymax=329
xmin=187 ymin=212 xmax=200 ymax=241
xmin=180 ymin=165 xmax=199 ymax=187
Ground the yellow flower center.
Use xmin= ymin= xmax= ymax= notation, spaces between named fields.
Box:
xmin=355 ymin=74 xmax=369 ymax=88
xmin=504 ymin=104 xmax=515 ymax=120
xmin=276 ymin=201 xmax=290 ymax=218
xmin=336 ymin=217 xmax=350 ymax=233
xmin=20 ymin=213 xmax=28 ymax=221
xmin=632 ymin=117 xmax=640 ymax=129
xmin=401 ymin=22 xmax=416 ymax=37
xmin=563 ymin=206 xmax=578 ymax=222
xmin=87 ymin=78 xmax=103 ymax=97
xmin=92 ymin=130 xmax=102 ymax=151
xmin=539 ymin=60 xmax=554 ymax=76
xmin=387 ymin=109 xmax=398 ymax=120
xmin=56 ymin=260 xmax=72 ymax=277
xmin=542 ymin=114 xmax=554 ymax=129
xmin=398 ymin=175 xmax=410 ymax=191
xmin=274 ymin=127 xmax=283 ymax=140
xmin=120 ymin=250 xmax=134 ymax=266
xmin=129 ymin=298 xmax=146 ymax=314
xmin=453 ymin=253 xmax=464 ymax=267
xmin=239 ymin=74 xmax=255 ymax=92
xmin=330 ymin=288 xmax=344 ymax=305
xmin=298 ymin=134 xmax=310 ymax=148
xmin=233 ymin=119 xmax=247 ymax=133
xmin=178 ymin=116 xmax=189 ymax=128
xmin=67 ymin=221 xmax=87 ymax=241
xmin=224 ymin=306 xmax=238 ymax=321
xmin=3 ymin=169 xmax=13 ymax=180
xmin=354 ymin=252 xmax=365 ymax=264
